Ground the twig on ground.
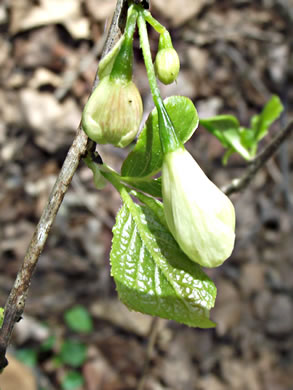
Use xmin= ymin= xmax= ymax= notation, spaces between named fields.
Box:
xmin=137 ymin=317 xmax=162 ymax=390
xmin=0 ymin=0 xmax=129 ymax=370
xmin=223 ymin=121 xmax=293 ymax=196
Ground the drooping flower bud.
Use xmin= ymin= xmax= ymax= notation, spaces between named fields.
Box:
xmin=155 ymin=48 xmax=180 ymax=85
xmin=82 ymin=75 xmax=143 ymax=148
xmin=82 ymin=6 xmax=143 ymax=148
xmin=162 ymin=147 xmax=235 ymax=268
xmin=154 ymin=31 xmax=180 ymax=85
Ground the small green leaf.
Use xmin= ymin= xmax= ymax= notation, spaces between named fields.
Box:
xmin=222 ymin=129 xmax=251 ymax=160
xmin=15 ymin=349 xmax=38 ymax=368
xmin=252 ymin=95 xmax=283 ymax=141
xmin=200 ymin=115 xmax=252 ymax=161
xmin=200 ymin=115 xmax=240 ymax=147
xmin=64 ymin=305 xmax=93 ymax=333
xmin=40 ymin=334 xmax=56 ymax=351
xmin=52 ymin=355 xmax=63 ymax=368
xmin=222 ymin=149 xmax=234 ymax=166
xmin=60 ymin=340 xmax=87 ymax=367
xmin=110 ymin=193 xmax=216 ymax=328
xmin=121 ymin=96 xmax=199 ymax=177
xmin=239 ymin=127 xmax=255 ymax=149
xmin=61 ymin=371 xmax=84 ymax=390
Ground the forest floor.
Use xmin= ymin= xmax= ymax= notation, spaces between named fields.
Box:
xmin=0 ymin=0 xmax=293 ymax=389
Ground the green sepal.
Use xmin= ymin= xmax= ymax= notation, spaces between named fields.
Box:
xmin=110 ymin=6 xmax=138 ymax=82
xmin=98 ymin=36 xmax=124 ymax=80
xmin=157 ymin=99 xmax=182 ymax=154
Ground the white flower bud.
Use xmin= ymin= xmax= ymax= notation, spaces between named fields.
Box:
xmin=82 ymin=75 xmax=143 ymax=148
xmin=162 ymin=148 xmax=236 ymax=268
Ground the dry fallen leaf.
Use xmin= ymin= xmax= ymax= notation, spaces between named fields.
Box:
xmin=19 ymin=89 xmax=81 ymax=153
xmin=90 ymin=299 xmax=154 ymax=336
xmin=152 ymin=0 xmax=210 ymax=27
xmin=10 ymin=0 xmax=90 ymax=39
xmin=85 ymin=0 xmax=116 ymax=22
xmin=0 ymin=354 xmax=37 ymax=390
xmin=28 ymin=68 xmax=62 ymax=89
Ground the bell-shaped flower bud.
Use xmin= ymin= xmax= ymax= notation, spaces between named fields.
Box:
xmin=155 ymin=47 xmax=180 ymax=85
xmin=162 ymin=147 xmax=236 ymax=268
xmin=154 ymin=30 xmax=180 ymax=85
xmin=82 ymin=6 xmax=143 ymax=148
xmin=82 ymin=75 xmax=143 ymax=148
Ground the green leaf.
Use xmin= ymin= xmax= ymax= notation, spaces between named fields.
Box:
xmin=239 ymin=127 xmax=255 ymax=149
xmin=121 ymin=96 xmax=199 ymax=177
xmin=252 ymin=95 xmax=283 ymax=141
xmin=60 ymin=340 xmax=87 ymax=367
xmin=200 ymin=115 xmax=251 ymax=161
xmin=40 ymin=334 xmax=56 ymax=352
xmin=61 ymin=371 xmax=84 ymax=390
xmin=222 ymin=129 xmax=251 ymax=160
xmin=132 ymin=190 xmax=167 ymax=228
xmin=110 ymin=192 xmax=216 ymax=328
xmin=200 ymin=115 xmax=240 ymax=147
xmin=15 ymin=349 xmax=38 ymax=368
xmin=64 ymin=305 xmax=93 ymax=333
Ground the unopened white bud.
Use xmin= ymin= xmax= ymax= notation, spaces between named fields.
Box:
xmin=162 ymin=148 xmax=236 ymax=268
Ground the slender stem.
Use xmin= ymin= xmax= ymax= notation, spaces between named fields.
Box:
xmin=158 ymin=30 xmax=174 ymax=50
xmin=102 ymin=173 xmax=122 ymax=192
xmin=137 ymin=11 xmax=181 ymax=154
xmin=0 ymin=0 xmax=129 ymax=371
xmin=137 ymin=12 xmax=161 ymax=105
xmin=143 ymin=10 xmax=166 ymax=34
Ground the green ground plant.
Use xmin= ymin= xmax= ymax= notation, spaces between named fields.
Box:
xmin=13 ymin=305 xmax=93 ymax=390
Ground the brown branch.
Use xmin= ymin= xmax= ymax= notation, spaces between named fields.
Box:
xmin=0 ymin=0 xmax=129 ymax=370
xmin=223 ymin=121 xmax=293 ymax=196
